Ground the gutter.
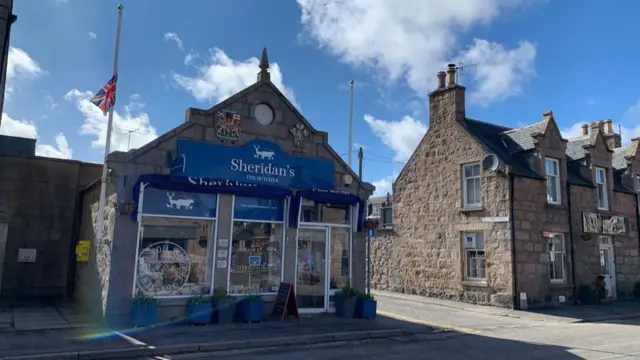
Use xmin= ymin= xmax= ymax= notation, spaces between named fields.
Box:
xmin=567 ymin=181 xmax=577 ymax=303
xmin=509 ymin=172 xmax=519 ymax=309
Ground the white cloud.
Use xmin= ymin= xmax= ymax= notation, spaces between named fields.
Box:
xmin=55 ymin=0 xmax=68 ymax=4
xmin=457 ymin=39 xmax=536 ymax=106
xmin=363 ymin=114 xmax=428 ymax=162
xmin=173 ymin=48 xmax=298 ymax=108
xmin=372 ymin=173 xmax=397 ymax=196
xmin=0 ymin=113 xmax=73 ymax=159
xmin=560 ymin=99 xmax=640 ymax=146
xmin=89 ymin=32 xmax=97 ymax=40
xmin=297 ymin=0 xmax=537 ymax=105
xmin=64 ymin=90 xmax=158 ymax=152
xmin=7 ymin=47 xmax=43 ymax=94
xmin=164 ymin=32 xmax=184 ymax=51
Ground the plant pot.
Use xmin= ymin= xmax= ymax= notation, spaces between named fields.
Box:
xmin=130 ymin=302 xmax=158 ymax=327
xmin=186 ymin=302 xmax=213 ymax=325
xmin=214 ymin=298 xmax=236 ymax=325
xmin=240 ymin=299 xmax=264 ymax=323
xmin=355 ymin=298 xmax=377 ymax=319
xmin=334 ymin=294 xmax=357 ymax=318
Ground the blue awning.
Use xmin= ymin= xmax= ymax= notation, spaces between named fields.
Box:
xmin=132 ymin=174 xmax=292 ymax=220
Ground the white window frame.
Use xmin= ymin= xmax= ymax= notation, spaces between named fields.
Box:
xmin=548 ymin=233 xmax=566 ymax=283
xmin=636 ymin=176 xmax=640 ymax=215
xmin=462 ymin=231 xmax=485 ymax=281
xmin=462 ymin=163 xmax=482 ymax=208
xmin=545 ymin=157 xmax=561 ymax=205
xmin=595 ymin=167 xmax=609 ymax=210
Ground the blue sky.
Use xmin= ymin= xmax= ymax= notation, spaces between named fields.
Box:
xmin=3 ymin=0 xmax=640 ymax=196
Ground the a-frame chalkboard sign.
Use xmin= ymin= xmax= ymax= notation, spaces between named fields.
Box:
xmin=272 ymin=282 xmax=300 ymax=322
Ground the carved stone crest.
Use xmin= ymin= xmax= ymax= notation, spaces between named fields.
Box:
xmin=290 ymin=123 xmax=310 ymax=154
xmin=215 ymin=110 xmax=242 ymax=146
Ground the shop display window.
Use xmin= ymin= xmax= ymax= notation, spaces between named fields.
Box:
xmin=134 ymin=216 xmax=214 ymax=297
xmin=228 ymin=221 xmax=284 ymax=294
xmin=300 ymin=198 xmax=350 ymax=225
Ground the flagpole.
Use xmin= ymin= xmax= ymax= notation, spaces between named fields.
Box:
xmin=95 ymin=4 xmax=124 ymax=245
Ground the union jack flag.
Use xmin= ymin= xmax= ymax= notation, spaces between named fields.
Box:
xmin=90 ymin=73 xmax=118 ymax=115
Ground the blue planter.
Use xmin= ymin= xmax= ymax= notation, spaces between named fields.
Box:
xmin=240 ymin=299 xmax=264 ymax=323
xmin=130 ymin=302 xmax=158 ymax=327
xmin=355 ymin=298 xmax=377 ymax=319
xmin=186 ymin=302 xmax=213 ymax=325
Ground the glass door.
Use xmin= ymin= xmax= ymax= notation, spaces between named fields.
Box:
xmin=296 ymin=227 xmax=328 ymax=312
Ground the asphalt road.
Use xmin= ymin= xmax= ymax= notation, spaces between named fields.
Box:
xmin=145 ymin=294 xmax=640 ymax=360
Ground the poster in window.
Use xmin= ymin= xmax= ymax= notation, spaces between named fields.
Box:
xmin=136 ymin=241 xmax=191 ymax=296
xmin=463 ymin=234 xmax=476 ymax=249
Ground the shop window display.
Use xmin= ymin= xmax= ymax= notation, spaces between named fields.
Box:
xmin=135 ymin=217 xmax=214 ymax=297
xmin=300 ymin=198 xmax=350 ymax=225
xmin=229 ymin=221 xmax=283 ymax=294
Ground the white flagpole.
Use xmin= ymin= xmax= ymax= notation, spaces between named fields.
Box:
xmin=95 ymin=4 xmax=124 ymax=245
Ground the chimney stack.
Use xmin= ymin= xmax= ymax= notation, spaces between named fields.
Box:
xmin=581 ymin=124 xmax=589 ymax=136
xmin=437 ymin=71 xmax=446 ymax=89
xmin=597 ymin=120 xmax=605 ymax=133
xmin=447 ymin=64 xmax=456 ymax=87
xmin=605 ymin=119 xmax=613 ymax=134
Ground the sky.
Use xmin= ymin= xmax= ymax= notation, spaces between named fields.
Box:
xmin=2 ymin=0 xmax=640 ymax=197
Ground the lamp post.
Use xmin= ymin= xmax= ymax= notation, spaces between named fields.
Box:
xmin=363 ymin=215 xmax=379 ymax=296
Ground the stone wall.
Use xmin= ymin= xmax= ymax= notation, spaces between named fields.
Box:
xmin=0 ymin=155 xmax=101 ymax=303
xmin=512 ymin=176 xmax=572 ymax=306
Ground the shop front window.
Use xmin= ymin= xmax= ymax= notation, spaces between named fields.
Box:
xmin=228 ymin=196 xmax=285 ymax=295
xmin=329 ymin=227 xmax=350 ymax=290
xmin=300 ymin=198 xmax=350 ymax=225
xmin=135 ymin=217 xmax=214 ymax=297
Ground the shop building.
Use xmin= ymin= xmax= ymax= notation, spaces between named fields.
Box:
xmin=74 ymin=49 xmax=374 ymax=324
xmin=371 ymin=65 xmax=640 ymax=308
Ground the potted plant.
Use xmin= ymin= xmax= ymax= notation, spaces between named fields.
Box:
xmin=130 ymin=292 xmax=159 ymax=327
xmin=240 ymin=294 xmax=264 ymax=323
xmin=334 ymin=282 xmax=358 ymax=318
xmin=354 ymin=293 xmax=377 ymax=319
xmin=596 ymin=275 xmax=608 ymax=301
xmin=186 ymin=293 xmax=213 ymax=325
xmin=212 ymin=287 xmax=236 ymax=324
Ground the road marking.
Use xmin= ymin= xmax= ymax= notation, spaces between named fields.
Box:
xmin=376 ymin=310 xmax=481 ymax=334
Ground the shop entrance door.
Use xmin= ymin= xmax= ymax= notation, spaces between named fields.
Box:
xmin=599 ymin=236 xmax=616 ymax=299
xmin=296 ymin=227 xmax=328 ymax=313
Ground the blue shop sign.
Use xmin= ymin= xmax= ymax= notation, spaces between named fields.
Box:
xmin=233 ymin=196 xmax=284 ymax=222
xmin=170 ymin=139 xmax=335 ymax=190
xmin=142 ymin=187 xmax=217 ymax=218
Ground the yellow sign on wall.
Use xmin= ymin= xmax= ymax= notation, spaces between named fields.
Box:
xmin=76 ymin=240 xmax=90 ymax=262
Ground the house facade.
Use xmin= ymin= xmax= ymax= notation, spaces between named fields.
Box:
xmin=371 ymin=64 xmax=640 ymax=308
xmin=74 ymin=49 xmax=374 ymax=325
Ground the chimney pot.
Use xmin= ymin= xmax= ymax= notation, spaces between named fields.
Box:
xmin=436 ymin=71 xmax=446 ymax=89
xmin=605 ymin=119 xmax=613 ymax=134
xmin=581 ymin=124 xmax=589 ymax=136
xmin=597 ymin=120 xmax=604 ymax=133
xmin=446 ymin=64 xmax=456 ymax=86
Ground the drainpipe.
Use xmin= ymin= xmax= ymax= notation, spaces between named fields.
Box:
xmin=509 ymin=173 xmax=519 ymax=309
xmin=567 ymin=181 xmax=577 ymax=303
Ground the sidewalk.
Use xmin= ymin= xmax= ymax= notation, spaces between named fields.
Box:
xmin=373 ymin=290 xmax=640 ymax=324
xmin=0 ymin=309 xmax=435 ymax=360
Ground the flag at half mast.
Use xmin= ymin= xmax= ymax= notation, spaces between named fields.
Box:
xmin=90 ymin=73 xmax=118 ymax=115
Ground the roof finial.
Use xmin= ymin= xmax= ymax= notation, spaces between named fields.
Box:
xmin=257 ymin=47 xmax=271 ymax=82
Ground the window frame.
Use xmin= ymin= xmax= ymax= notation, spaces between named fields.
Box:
xmin=545 ymin=157 xmax=561 ymax=205
xmin=227 ymin=195 xmax=288 ymax=296
xmin=462 ymin=231 xmax=486 ymax=281
xmin=547 ymin=233 xmax=566 ymax=283
xmin=636 ymin=176 xmax=640 ymax=215
xmin=462 ymin=163 xmax=482 ymax=208
xmin=132 ymin=183 xmax=219 ymax=299
xmin=595 ymin=167 xmax=609 ymax=210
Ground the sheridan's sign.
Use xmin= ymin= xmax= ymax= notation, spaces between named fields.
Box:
xmin=171 ymin=140 xmax=335 ymax=190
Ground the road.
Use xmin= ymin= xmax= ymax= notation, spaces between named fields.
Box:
xmin=147 ymin=293 xmax=640 ymax=360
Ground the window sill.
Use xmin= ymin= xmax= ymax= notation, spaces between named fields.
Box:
xmin=460 ymin=280 xmax=488 ymax=287
xmin=550 ymin=281 xmax=570 ymax=287
xmin=460 ymin=206 xmax=484 ymax=213
xmin=546 ymin=202 xmax=562 ymax=208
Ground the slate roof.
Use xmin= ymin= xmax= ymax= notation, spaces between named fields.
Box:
xmin=461 ymin=117 xmax=636 ymax=193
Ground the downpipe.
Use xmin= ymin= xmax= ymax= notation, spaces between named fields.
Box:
xmin=509 ymin=173 xmax=519 ymax=310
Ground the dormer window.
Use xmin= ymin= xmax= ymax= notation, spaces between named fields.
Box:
xmin=595 ymin=167 xmax=609 ymax=210
xmin=545 ymin=157 xmax=561 ymax=204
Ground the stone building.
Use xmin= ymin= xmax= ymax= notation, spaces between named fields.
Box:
xmin=372 ymin=64 xmax=640 ymax=308
xmin=0 ymin=135 xmax=101 ymax=304
xmin=0 ymin=0 xmax=16 ymax=123
xmin=74 ymin=49 xmax=374 ymax=325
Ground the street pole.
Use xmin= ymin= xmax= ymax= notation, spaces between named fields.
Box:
xmin=366 ymin=217 xmax=371 ymax=296
xmin=348 ymin=80 xmax=354 ymax=168
xmin=358 ymin=147 xmax=363 ymax=180
xmin=95 ymin=4 xmax=124 ymax=245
